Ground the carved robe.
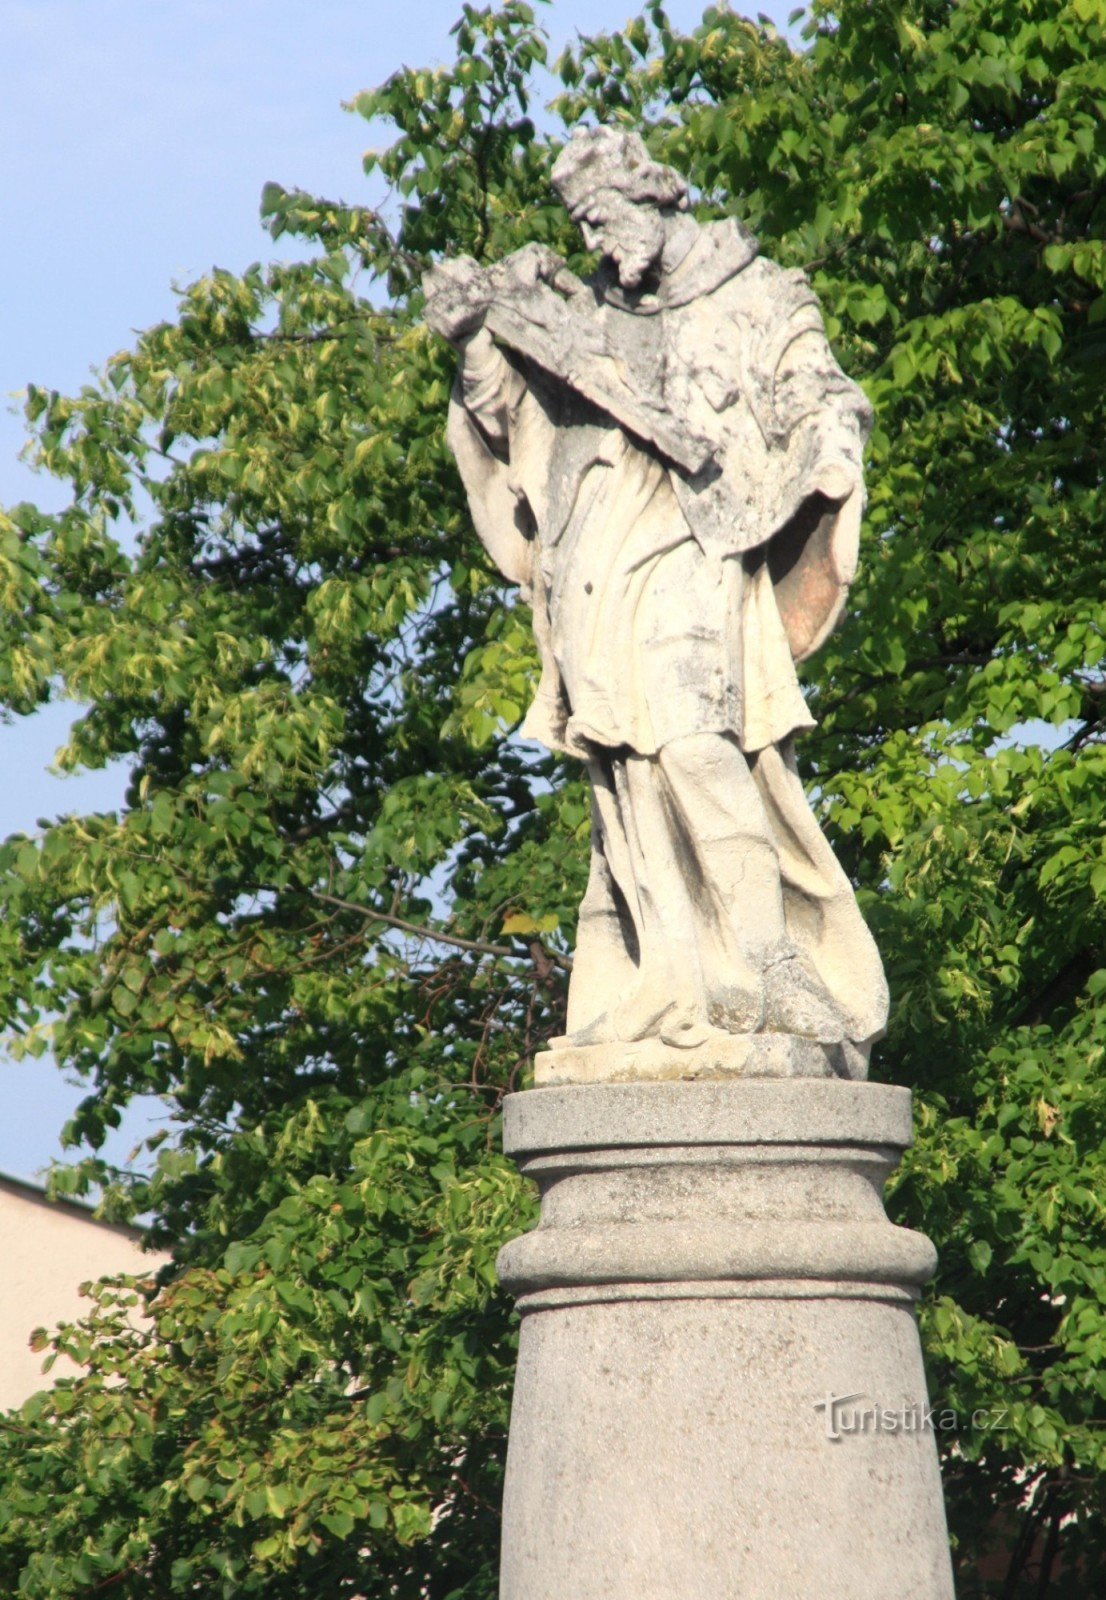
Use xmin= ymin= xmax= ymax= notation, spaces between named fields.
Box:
xmin=448 ymin=221 xmax=888 ymax=1055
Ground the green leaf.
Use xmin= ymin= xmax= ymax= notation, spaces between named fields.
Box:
xmin=967 ymin=1241 xmax=993 ymax=1275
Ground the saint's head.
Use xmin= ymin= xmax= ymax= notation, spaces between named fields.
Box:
xmin=551 ymin=126 xmax=689 ymax=290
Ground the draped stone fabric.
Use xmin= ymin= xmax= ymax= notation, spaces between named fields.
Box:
xmin=441 ymin=212 xmax=888 ymax=1062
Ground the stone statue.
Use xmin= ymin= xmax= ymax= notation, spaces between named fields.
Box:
xmin=425 ymin=126 xmax=888 ymax=1080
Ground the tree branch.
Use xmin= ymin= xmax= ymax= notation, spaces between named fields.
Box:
xmin=307 ymin=889 xmax=572 ymax=970
xmin=1013 ymin=949 xmax=1099 ymax=1029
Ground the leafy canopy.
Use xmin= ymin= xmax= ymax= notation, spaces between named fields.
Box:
xmin=0 ymin=2 xmax=1104 ymax=1594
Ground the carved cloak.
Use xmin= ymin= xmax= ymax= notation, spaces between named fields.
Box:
xmin=447 ymin=220 xmax=871 ymax=763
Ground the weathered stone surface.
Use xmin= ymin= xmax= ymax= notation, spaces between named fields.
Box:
xmin=425 ymin=126 xmax=889 ymax=1073
xmin=535 ymin=1031 xmax=845 ymax=1085
xmin=504 ymin=1075 xmax=917 ymax=1152
xmin=496 ymin=1077 xmax=956 ymax=1600
xmin=427 ymin=128 xmax=956 ymax=1600
xmin=502 ymin=1296 xmax=954 ymax=1600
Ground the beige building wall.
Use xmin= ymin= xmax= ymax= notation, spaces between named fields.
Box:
xmin=0 ymin=1174 xmax=168 ymax=1410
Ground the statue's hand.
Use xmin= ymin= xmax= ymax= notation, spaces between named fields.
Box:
xmin=812 ymin=456 xmax=857 ymax=503
xmin=494 ymin=241 xmax=582 ymax=299
xmin=423 ymin=257 xmax=492 ymax=345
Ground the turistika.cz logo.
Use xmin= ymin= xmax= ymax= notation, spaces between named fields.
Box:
xmin=814 ymin=1392 xmax=1007 ymax=1442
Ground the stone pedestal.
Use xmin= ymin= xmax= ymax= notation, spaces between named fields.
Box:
xmin=496 ymin=1076 xmax=956 ymax=1600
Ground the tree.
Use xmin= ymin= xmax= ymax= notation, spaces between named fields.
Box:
xmin=0 ymin=2 xmax=1104 ymax=1593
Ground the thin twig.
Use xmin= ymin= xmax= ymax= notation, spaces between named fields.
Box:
xmin=308 ymin=889 xmax=572 ymax=970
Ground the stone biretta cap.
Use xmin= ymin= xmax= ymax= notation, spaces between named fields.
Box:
xmin=551 ymin=125 xmax=689 ymax=215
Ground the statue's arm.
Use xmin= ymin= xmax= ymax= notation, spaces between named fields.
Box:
xmin=455 ymin=327 xmax=526 ymax=458
xmin=425 ymin=259 xmax=535 ymax=587
xmin=757 ymin=285 xmax=873 ymax=661
xmin=445 ymin=334 xmax=534 ymax=591
xmin=423 ymin=258 xmax=526 ymax=454
xmin=768 ymin=293 xmax=871 ymax=504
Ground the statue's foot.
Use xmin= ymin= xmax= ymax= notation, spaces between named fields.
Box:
xmin=658 ymin=1008 xmax=714 ymax=1049
xmin=762 ymin=956 xmax=846 ymax=1044
xmin=548 ymin=1012 xmax=618 ymax=1049
xmin=553 ymin=990 xmax=718 ymax=1051
xmin=613 ymin=990 xmax=685 ymax=1044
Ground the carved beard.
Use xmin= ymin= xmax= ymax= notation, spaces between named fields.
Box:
xmin=598 ymin=204 xmax=666 ymax=291
xmin=607 ymin=237 xmax=663 ymax=291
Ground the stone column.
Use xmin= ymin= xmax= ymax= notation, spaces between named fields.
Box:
xmin=496 ymin=1074 xmax=956 ymax=1600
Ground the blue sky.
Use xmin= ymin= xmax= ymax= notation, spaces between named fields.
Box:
xmin=0 ymin=0 xmax=792 ymax=1181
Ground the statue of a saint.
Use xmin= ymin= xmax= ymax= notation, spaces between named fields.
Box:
xmin=425 ymin=127 xmax=888 ymax=1075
